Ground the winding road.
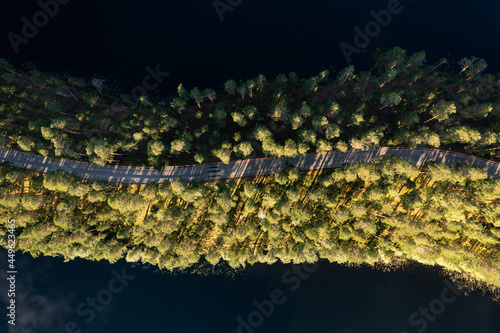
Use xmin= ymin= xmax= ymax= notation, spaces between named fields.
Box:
xmin=1 ymin=148 xmax=499 ymax=184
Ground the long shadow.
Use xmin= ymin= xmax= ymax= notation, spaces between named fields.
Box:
xmin=0 ymin=147 xmax=499 ymax=184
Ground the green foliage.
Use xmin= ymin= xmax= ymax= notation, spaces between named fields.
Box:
xmin=337 ymin=65 xmax=354 ymax=86
xmin=212 ymin=141 xmax=232 ymax=164
xmin=68 ymin=182 xmax=90 ymax=197
xmin=381 ymin=92 xmax=402 ymax=107
xmin=234 ymin=141 xmax=253 ymax=158
xmin=204 ymin=88 xmax=216 ymax=102
xmin=68 ymin=77 xmax=87 ymax=88
xmin=243 ymin=182 xmax=259 ymax=198
xmin=16 ymin=136 xmax=36 ymax=152
xmin=224 ymin=79 xmax=237 ymax=95
xmin=2 ymin=48 xmax=500 ymax=288
xmin=21 ymin=194 xmax=43 ymax=211
xmin=231 ymin=111 xmax=247 ymax=127
xmin=0 ymin=155 xmax=499 ymax=289
xmin=444 ymin=126 xmax=481 ymax=144
xmin=190 ymin=87 xmax=204 ymax=107
xmin=0 ymin=47 xmax=499 ymax=171
xmin=284 ymin=139 xmax=298 ymax=157
xmin=148 ymin=140 xmax=165 ymax=156
xmin=43 ymin=170 xmax=76 ymax=192
xmin=177 ymin=83 xmax=189 ymax=100
xmin=108 ymin=192 xmax=147 ymax=214
xmin=170 ymin=133 xmax=192 ymax=155
xmin=316 ymin=139 xmax=332 ymax=153
xmin=429 ymin=100 xmax=456 ymax=122
xmin=86 ymin=138 xmax=117 ymax=166
xmin=87 ymin=190 xmax=107 ymax=203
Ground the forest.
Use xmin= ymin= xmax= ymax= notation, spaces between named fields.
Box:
xmin=0 ymin=156 xmax=499 ymax=289
xmin=0 ymin=47 xmax=499 ymax=168
xmin=0 ymin=47 xmax=499 ymax=293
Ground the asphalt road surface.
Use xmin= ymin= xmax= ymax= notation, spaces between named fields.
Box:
xmin=1 ymin=148 xmax=499 ymax=184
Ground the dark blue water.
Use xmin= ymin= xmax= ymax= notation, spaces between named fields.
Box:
xmin=1 ymin=0 xmax=500 ymax=95
xmin=1 ymin=1 xmax=500 ymax=332
xmin=0 ymin=252 xmax=499 ymax=333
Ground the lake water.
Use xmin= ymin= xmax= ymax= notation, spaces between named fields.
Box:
xmin=2 ymin=0 xmax=500 ymax=95
xmin=1 ymin=0 xmax=500 ymax=332
xmin=1 ymin=252 xmax=499 ymax=333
